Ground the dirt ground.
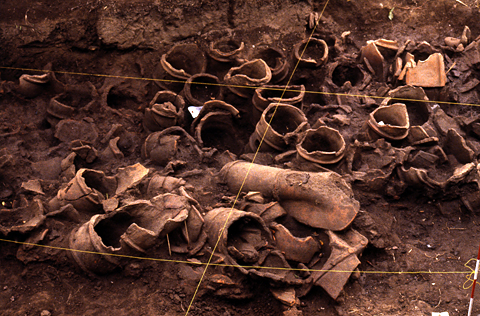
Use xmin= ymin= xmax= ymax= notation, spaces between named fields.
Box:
xmin=2 ymin=0 xmax=480 ymax=315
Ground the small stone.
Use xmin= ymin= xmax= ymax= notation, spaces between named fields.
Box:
xmin=41 ymin=310 xmax=52 ymax=316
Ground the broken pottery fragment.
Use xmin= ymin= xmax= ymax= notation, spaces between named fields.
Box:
xmin=183 ymin=73 xmax=223 ymax=107
xmin=398 ymin=162 xmax=475 ymax=190
xmin=147 ymin=174 xmax=186 ymax=196
xmin=270 ymin=287 xmax=298 ymax=307
xmin=69 ymin=194 xmax=189 ymax=274
xmin=360 ymin=41 xmax=385 ymax=80
xmin=444 ymin=129 xmax=475 ymax=164
xmin=48 ymin=163 xmax=148 ymax=213
xmin=18 ymin=73 xmax=50 ymax=98
xmin=296 ymin=126 xmax=346 ymax=164
xmin=220 ymin=161 xmax=359 ymax=231
xmin=309 ymin=229 xmax=368 ymax=299
xmin=252 ymin=85 xmax=305 ymax=124
xmin=345 ymin=139 xmax=411 ymax=192
xmin=367 ymin=103 xmax=410 ymax=140
xmin=48 ymin=168 xmax=117 ymax=213
xmin=0 ymin=199 xmax=46 ymax=236
xmin=54 ymin=118 xmax=99 ymax=143
xmin=143 ymin=90 xmax=185 ymax=133
xmin=71 ymin=140 xmax=98 ymax=163
xmin=100 ymin=137 xmax=124 ymax=160
xmin=294 ymin=38 xmax=328 ymax=68
xmin=381 ymin=85 xmax=438 ymax=145
xmin=243 ymin=201 xmax=287 ymax=225
xmin=249 ymin=103 xmax=309 ymax=152
xmin=405 ymin=53 xmax=446 ymax=87
xmin=21 ymin=179 xmax=44 ymax=195
xmin=47 ymin=87 xmax=97 ymax=126
xmin=271 ymin=223 xmax=320 ymax=263
xmin=115 ymin=163 xmax=149 ymax=196
xmin=224 ymin=59 xmax=272 ymax=98
xmin=206 ymin=274 xmax=253 ymax=300
xmin=253 ymin=46 xmax=289 ymax=83
xmin=142 ymin=126 xmax=202 ymax=166
xmin=208 ymin=38 xmax=245 ymax=63
xmin=204 ymin=208 xmax=272 ymax=272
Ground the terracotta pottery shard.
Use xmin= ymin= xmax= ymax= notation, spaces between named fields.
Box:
xmin=406 ymin=53 xmax=446 ymax=87
xmin=271 ymin=223 xmax=320 ymax=263
xmin=360 ymin=41 xmax=384 ymax=79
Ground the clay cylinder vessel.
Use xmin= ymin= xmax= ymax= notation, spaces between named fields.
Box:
xmin=143 ymin=91 xmax=185 ymax=133
xmin=208 ymin=38 xmax=245 ymax=63
xmin=253 ymin=47 xmax=289 ymax=83
xmin=155 ymin=43 xmax=207 ymax=93
xmin=296 ymin=126 xmax=346 ymax=164
xmin=224 ymin=59 xmax=272 ymax=98
xmin=294 ymin=38 xmax=328 ymax=68
xmin=219 ymin=161 xmax=359 ymax=231
xmin=249 ymin=103 xmax=308 ymax=152
xmin=203 ymin=207 xmax=273 ymax=274
xmin=367 ymin=103 xmax=410 ymax=140
xmin=252 ymin=85 xmax=305 ymax=124
xmin=183 ymin=73 xmax=223 ymax=107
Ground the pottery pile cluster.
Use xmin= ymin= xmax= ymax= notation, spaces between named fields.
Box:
xmin=2 ymin=25 xmax=480 ymax=311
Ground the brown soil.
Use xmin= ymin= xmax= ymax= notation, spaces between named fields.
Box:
xmin=2 ymin=0 xmax=480 ymax=315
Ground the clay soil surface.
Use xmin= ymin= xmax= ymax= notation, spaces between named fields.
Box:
xmin=2 ymin=0 xmax=480 ymax=315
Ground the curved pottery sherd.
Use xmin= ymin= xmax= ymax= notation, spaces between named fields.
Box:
xmin=48 ymin=168 xmax=117 ymax=213
xmin=253 ymin=47 xmax=289 ymax=83
xmin=143 ymin=91 xmax=185 ymax=133
xmin=224 ymin=59 xmax=272 ymax=98
xmin=367 ymin=103 xmax=410 ymax=140
xmin=252 ymin=85 xmax=305 ymax=124
xmin=271 ymin=223 xmax=320 ymax=263
xmin=47 ymin=87 xmax=97 ymax=126
xmin=183 ymin=73 xmax=223 ymax=107
xmin=208 ymin=38 xmax=245 ymax=63
xmin=142 ymin=126 xmax=202 ymax=166
xmin=294 ymin=38 xmax=328 ymax=68
xmin=18 ymin=73 xmax=50 ymax=98
xmin=296 ymin=126 xmax=346 ymax=164
xmin=249 ymin=103 xmax=308 ymax=152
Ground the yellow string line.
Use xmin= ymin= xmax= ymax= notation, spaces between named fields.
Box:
xmin=0 ymin=237 xmax=469 ymax=275
xmin=2 ymin=63 xmax=480 ymax=108
xmin=184 ymin=1 xmax=333 ymax=314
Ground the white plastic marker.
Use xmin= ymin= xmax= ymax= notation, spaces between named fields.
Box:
xmin=468 ymin=243 xmax=480 ymax=316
